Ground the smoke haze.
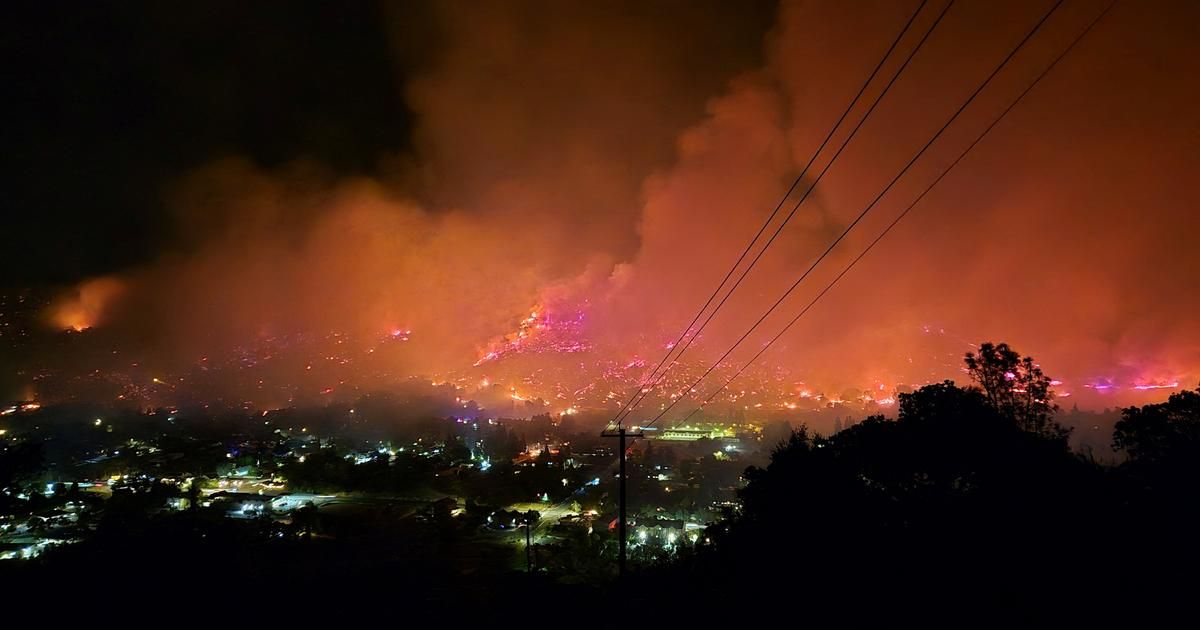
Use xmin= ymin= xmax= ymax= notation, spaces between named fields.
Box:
xmin=42 ymin=0 xmax=1200 ymax=412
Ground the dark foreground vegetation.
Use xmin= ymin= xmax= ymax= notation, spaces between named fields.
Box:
xmin=636 ymin=343 xmax=1200 ymax=624
xmin=3 ymin=343 xmax=1198 ymax=625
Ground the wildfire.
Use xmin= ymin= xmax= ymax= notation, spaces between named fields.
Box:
xmin=48 ymin=276 xmax=126 ymax=332
xmin=474 ymin=305 xmax=590 ymax=366
xmin=1133 ymin=381 xmax=1180 ymax=390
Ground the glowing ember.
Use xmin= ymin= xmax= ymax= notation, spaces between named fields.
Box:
xmin=1132 ymin=381 xmax=1180 ymax=390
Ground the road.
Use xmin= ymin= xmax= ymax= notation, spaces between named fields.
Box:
xmin=518 ymin=452 xmax=619 ymax=545
xmin=270 ymin=492 xmax=447 ymax=512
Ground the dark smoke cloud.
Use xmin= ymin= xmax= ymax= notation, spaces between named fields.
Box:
xmin=46 ymin=0 xmax=1200 ymax=411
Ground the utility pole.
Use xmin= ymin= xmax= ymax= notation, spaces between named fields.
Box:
xmin=602 ymin=423 xmax=642 ymax=578
xmin=618 ymin=426 xmax=627 ymax=577
xmin=525 ymin=510 xmax=534 ymax=574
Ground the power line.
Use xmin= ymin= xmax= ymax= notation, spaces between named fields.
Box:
xmin=611 ymin=0 xmax=946 ymax=426
xmin=641 ymin=0 xmax=1067 ymax=429
xmin=616 ymin=0 xmax=953 ymax=425
xmin=673 ymin=0 xmax=1119 ymax=427
xmin=610 ymin=0 xmax=931 ymax=427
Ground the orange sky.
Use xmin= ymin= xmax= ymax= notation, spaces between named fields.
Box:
xmin=45 ymin=0 xmax=1200 ymax=410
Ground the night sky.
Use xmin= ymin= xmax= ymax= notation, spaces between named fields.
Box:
xmin=3 ymin=1 xmax=422 ymax=285
xmin=2 ymin=1 xmax=773 ymax=286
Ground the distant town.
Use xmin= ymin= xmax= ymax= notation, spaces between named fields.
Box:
xmin=0 ymin=396 xmax=777 ymax=572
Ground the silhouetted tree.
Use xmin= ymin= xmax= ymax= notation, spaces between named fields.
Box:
xmin=547 ymin=523 xmax=613 ymax=582
xmin=966 ymin=341 xmax=1066 ymax=440
xmin=187 ymin=478 xmax=202 ymax=512
xmin=294 ymin=502 xmax=319 ymax=540
xmin=445 ymin=437 xmax=471 ymax=463
xmin=1113 ymin=386 xmax=1200 ymax=463
xmin=680 ymin=368 xmax=1091 ymax=623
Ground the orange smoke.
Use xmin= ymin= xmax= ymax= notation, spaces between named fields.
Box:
xmin=28 ymin=1 xmax=1200 ymax=411
xmin=49 ymin=276 xmax=126 ymax=332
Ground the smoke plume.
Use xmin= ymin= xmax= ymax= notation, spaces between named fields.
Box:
xmin=44 ymin=0 xmax=1200 ymax=411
